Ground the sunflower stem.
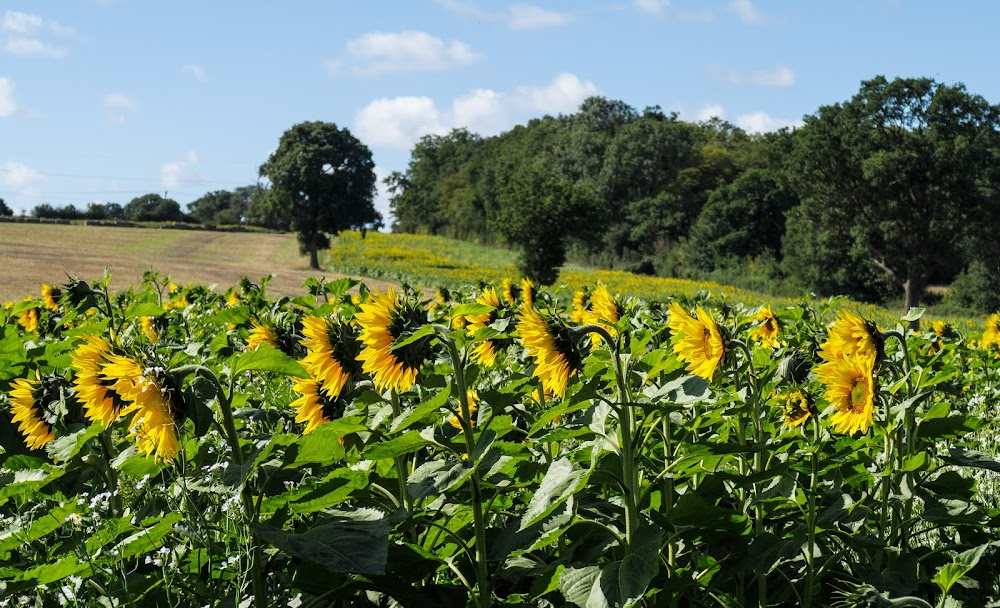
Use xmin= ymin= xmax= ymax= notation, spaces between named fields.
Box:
xmin=170 ymin=363 xmax=267 ymax=608
xmin=97 ymin=428 xmax=123 ymax=514
xmin=804 ymin=416 xmax=822 ymax=608
xmin=439 ymin=333 xmax=491 ymax=608
xmin=388 ymin=391 xmax=414 ymax=515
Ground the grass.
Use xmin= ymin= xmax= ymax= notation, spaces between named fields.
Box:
xmin=0 ymin=223 xmax=391 ymax=303
xmin=325 ymin=230 xmax=985 ymax=331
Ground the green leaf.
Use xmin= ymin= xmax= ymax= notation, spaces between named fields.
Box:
xmin=615 ymin=526 xmax=663 ymax=604
xmin=407 ymin=458 xmax=473 ymax=499
xmin=389 ymin=324 xmax=436 ymax=352
xmin=183 ymin=375 xmax=217 ymax=437
xmin=390 ymin=388 xmax=450 ymax=433
xmin=450 ymin=303 xmax=494 ymax=318
xmin=233 ymin=344 xmax=308 ymax=378
xmin=560 ymin=566 xmax=601 ymax=607
xmin=934 ymin=543 xmax=991 ymax=596
xmin=0 ymin=505 xmax=74 ymax=553
xmin=362 ymin=430 xmax=435 ymax=460
xmin=44 ymin=424 xmax=102 ymax=462
xmin=112 ymin=513 xmax=182 ymax=560
xmin=943 ymin=448 xmax=1000 ymax=473
xmin=253 ymin=508 xmax=389 ymax=574
xmin=900 ymin=307 xmax=925 ymax=322
xmin=124 ymin=302 xmax=166 ymax=318
xmin=520 ymin=458 xmax=591 ymax=531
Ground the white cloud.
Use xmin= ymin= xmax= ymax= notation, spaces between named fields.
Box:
xmin=434 ymin=0 xmax=571 ymax=30
xmin=373 ymin=166 xmax=392 ymax=224
xmin=5 ymin=37 xmax=65 ymax=58
xmin=692 ymin=104 xmax=726 ymax=122
xmin=0 ymin=161 xmax=43 ymax=189
xmin=2 ymin=11 xmax=43 ymax=34
xmin=735 ymin=111 xmax=801 ymax=133
xmin=103 ymin=93 xmax=137 ymax=123
xmin=334 ymin=31 xmax=480 ymax=77
xmin=507 ymin=4 xmax=571 ymax=29
xmin=161 ymin=151 xmax=204 ymax=190
xmin=0 ymin=77 xmax=15 ymax=117
xmin=728 ymin=0 xmax=762 ymax=24
xmin=632 ymin=0 xmax=712 ymax=21
xmin=710 ymin=65 xmax=796 ymax=87
xmin=355 ymin=72 xmax=598 ymax=151
xmin=181 ymin=64 xmax=208 ymax=82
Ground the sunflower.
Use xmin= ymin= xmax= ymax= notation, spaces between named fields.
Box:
xmin=517 ymin=306 xmax=584 ymax=399
xmin=588 ymin=284 xmax=621 ymax=326
xmin=501 ymin=278 xmax=520 ymax=306
xmin=140 ymin=316 xmax=160 ymax=342
xmin=449 ymin=390 xmax=479 ymax=432
xmin=570 ymin=288 xmax=591 ymax=324
xmin=8 ymin=377 xmax=56 ymax=450
xmin=247 ymin=320 xmax=280 ymax=350
xmin=299 ymin=315 xmax=362 ymax=400
xmin=17 ymin=307 xmax=39 ymax=333
xmin=120 ymin=370 xmax=183 ymax=461
xmin=356 ymin=287 xmax=434 ymax=393
xmin=932 ymin=320 xmax=946 ymax=338
xmin=465 ymin=287 xmax=513 ymax=368
xmin=667 ymin=302 xmax=727 ymax=381
xmin=226 ymin=290 xmax=241 ymax=307
xmin=982 ymin=313 xmax=1000 ymax=349
xmin=71 ymin=335 xmax=140 ymax=426
xmin=775 ymin=389 xmax=815 ymax=428
xmin=750 ymin=305 xmax=781 ymax=349
xmin=520 ymin=278 xmax=536 ymax=308
xmin=41 ymin=284 xmax=60 ymax=311
xmin=289 ymin=376 xmax=346 ymax=434
xmin=818 ymin=354 xmax=876 ymax=436
xmin=818 ymin=312 xmax=882 ymax=364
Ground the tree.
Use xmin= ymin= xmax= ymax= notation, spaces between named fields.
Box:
xmin=786 ymin=76 xmax=1000 ymax=316
xmin=243 ymin=184 xmax=291 ymax=231
xmin=124 ymin=194 xmax=187 ymax=222
xmin=259 ymin=122 xmax=380 ymax=269
xmin=0 ymin=197 xmax=11 ymax=216
xmin=188 ymin=188 xmax=253 ymax=225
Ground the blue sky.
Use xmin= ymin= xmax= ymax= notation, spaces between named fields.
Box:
xmin=2 ymin=0 xmax=998 ymax=223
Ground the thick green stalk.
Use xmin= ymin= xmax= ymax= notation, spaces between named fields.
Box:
xmin=440 ymin=331 xmax=491 ymax=608
xmin=804 ymin=417 xmax=821 ymax=608
xmin=97 ymin=428 xmax=123 ymax=513
xmin=388 ymin=391 xmax=413 ymax=515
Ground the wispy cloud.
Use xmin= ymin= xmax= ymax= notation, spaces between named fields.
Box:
xmin=0 ymin=160 xmax=44 ymax=190
xmin=0 ymin=77 xmax=16 ymax=117
xmin=709 ymin=65 xmax=796 ymax=87
xmin=728 ymin=0 xmax=762 ymax=24
xmin=103 ymin=93 xmax=137 ymax=123
xmin=632 ymin=0 xmax=713 ymax=22
xmin=435 ymin=0 xmax=572 ymax=30
xmin=2 ymin=11 xmax=70 ymax=58
xmin=161 ymin=151 xmax=204 ymax=190
xmin=355 ymin=72 xmax=598 ymax=151
xmin=329 ymin=30 xmax=480 ymax=77
xmin=735 ymin=111 xmax=801 ymax=133
xmin=181 ymin=64 xmax=208 ymax=82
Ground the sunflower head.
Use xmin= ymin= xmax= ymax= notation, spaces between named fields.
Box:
xmin=140 ymin=316 xmax=163 ymax=343
xmin=667 ymin=302 xmax=727 ymax=381
xmin=299 ymin=315 xmax=363 ymax=400
xmin=570 ymin=288 xmax=591 ymax=324
xmin=72 ymin=336 xmax=141 ymax=426
xmin=356 ymin=287 xmax=434 ymax=393
xmin=588 ymin=284 xmax=622 ymax=326
xmin=982 ymin=313 xmax=1000 ymax=349
xmin=290 ymin=377 xmax=348 ymax=434
xmin=226 ymin=290 xmax=241 ymax=307
xmin=502 ymin=278 xmax=521 ymax=306
xmin=248 ymin=319 xmax=281 ymax=351
xmin=819 ymin=312 xmax=883 ymax=366
xmin=750 ymin=305 xmax=781 ymax=349
xmin=817 ymin=354 xmax=877 ymax=436
xmin=517 ymin=306 xmax=585 ymax=399
xmin=17 ymin=307 xmax=40 ymax=333
xmin=122 ymin=367 xmax=184 ymax=461
xmin=520 ymin=278 xmax=537 ymax=308
xmin=464 ymin=287 xmax=514 ymax=367
xmin=448 ymin=390 xmax=479 ymax=433
xmin=6 ymin=375 xmax=78 ymax=451
xmin=774 ymin=389 xmax=816 ymax=428
xmin=41 ymin=284 xmax=61 ymax=311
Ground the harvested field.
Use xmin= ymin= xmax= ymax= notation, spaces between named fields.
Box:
xmin=0 ymin=222 xmax=391 ymax=301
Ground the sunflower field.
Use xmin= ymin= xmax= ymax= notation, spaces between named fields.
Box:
xmin=2 ymin=271 xmax=1000 ymax=608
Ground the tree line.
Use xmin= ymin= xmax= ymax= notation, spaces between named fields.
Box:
xmin=387 ymin=76 xmax=1000 ymax=313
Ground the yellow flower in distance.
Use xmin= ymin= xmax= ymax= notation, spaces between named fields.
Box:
xmin=140 ymin=316 xmax=160 ymax=342
xmin=465 ymin=287 xmax=512 ymax=368
xmin=667 ymin=302 xmax=726 ymax=381
xmin=8 ymin=377 xmax=56 ymax=450
xmin=449 ymin=390 xmax=479 ymax=433
xmin=356 ymin=287 xmax=433 ymax=393
xmin=750 ymin=305 xmax=781 ymax=349
xmin=71 ymin=335 xmax=140 ymax=426
xmin=776 ymin=389 xmax=814 ymax=428
xmin=932 ymin=320 xmax=946 ymax=338
xmin=289 ymin=376 xmax=345 ymax=434
xmin=121 ymin=371 xmax=182 ymax=461
xmin=41 ymin=284 xmax=60 ymax=311
xmin=226 ymin=290 xmax=241 ymax=307
xmin=17 ymin=307 xmax=39 ymax=333
xmin=517 ymin=306 xmax=584 ymax=399
xmin=982 ymin=313 xmax=1000 ymax=349
xmin=299 ymin=315 xmax=361 ymax=401
xmin=819 ymin=355 xmax=876 ymax=436
xmin=247 ymin=320 xmax=280 ymax=351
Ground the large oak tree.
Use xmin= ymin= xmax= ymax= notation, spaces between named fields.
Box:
xmin=259 ymin=122 xmax=380 ymax=269
xmin=787 ymin=76 xmax=1000 ymax=316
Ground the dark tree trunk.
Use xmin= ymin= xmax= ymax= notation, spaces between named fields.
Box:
xmin=309 ymin=242 xmax=320 ymax=270
xmin=903 ymin=267 xmax=925 ymax=331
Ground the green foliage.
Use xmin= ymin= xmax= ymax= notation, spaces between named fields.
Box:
xmin=0 ymin=197 xmax=11 ymax=216
xmin=188 ymin=186 xmax=258 ymax=225
xmin=123 ymin=193 xmax=188 ymax=222
xmin=259 ymin=121 xmax=381 ymax=268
